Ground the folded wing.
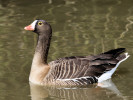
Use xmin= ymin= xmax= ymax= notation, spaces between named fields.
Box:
xmin=45 ymin=48 xmax=128 ymax=85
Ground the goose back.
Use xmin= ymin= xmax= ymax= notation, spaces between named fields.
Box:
xmin=43 ymin=48 xmax=127 ymax=86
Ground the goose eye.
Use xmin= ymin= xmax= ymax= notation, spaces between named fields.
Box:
xmin=38 ymin=22 xmax=43 ymax=26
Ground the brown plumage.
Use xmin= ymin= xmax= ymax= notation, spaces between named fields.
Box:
xmin=24 ymin=20 xmax=129 ymax=86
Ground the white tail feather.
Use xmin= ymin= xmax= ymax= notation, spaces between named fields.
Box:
xmin=98 ymin=53 xmax=130 ymax=83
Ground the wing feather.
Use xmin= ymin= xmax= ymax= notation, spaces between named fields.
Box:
xmin=45 ymin=48 xmax=127 ymax=85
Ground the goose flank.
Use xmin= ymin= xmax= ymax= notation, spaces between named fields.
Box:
xmin=24 ymin=19 xmax=129 ymax=86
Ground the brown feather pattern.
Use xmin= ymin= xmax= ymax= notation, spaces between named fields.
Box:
xmin=41 ymin=48 xmax=126 ymax=86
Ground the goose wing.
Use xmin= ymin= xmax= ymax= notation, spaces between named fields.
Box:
xmin=46 ymin=48 xmax=127 ymax=85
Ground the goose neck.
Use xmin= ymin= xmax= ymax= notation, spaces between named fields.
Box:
xmin=34 ymin=33 xmax=51 ymax=64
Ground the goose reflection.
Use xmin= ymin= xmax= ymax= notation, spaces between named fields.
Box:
xmin=29 ymin=79 xmax=126 ymax=100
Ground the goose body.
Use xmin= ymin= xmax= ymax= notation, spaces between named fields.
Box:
xmin=24 ymin=20 xmax=129 ymax=86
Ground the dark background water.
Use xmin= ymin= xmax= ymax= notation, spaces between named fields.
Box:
xmin=0 ymin=0 xmax=133 ymax=100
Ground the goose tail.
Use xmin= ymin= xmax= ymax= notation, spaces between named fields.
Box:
xmin=98 ymin=48 xmax=130 ymax=83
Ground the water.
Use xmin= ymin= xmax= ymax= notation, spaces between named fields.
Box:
xmin=0 ymin=0 xmax=133 ymax=100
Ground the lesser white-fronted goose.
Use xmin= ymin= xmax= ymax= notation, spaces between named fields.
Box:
xmin=24 ymin=19 xmax=129 ymax=86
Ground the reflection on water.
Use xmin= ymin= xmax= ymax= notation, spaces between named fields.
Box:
xmin=120 ymin=16 xmax=133 ymax=38
xmin=30 ymin=80 xmax=126 ymax=100
xmin=0 ymin=0 xmax=133 ymax=100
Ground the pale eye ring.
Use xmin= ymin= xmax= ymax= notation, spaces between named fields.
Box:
xmin=38 ymin=22 xmax=43 ymax=25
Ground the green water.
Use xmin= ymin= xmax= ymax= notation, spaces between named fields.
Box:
xmin=0 ymin=0 xmax=133 ymax=100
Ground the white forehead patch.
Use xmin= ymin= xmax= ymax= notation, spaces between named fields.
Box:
xmin=31 ymin=20 xmax=38 ymax=30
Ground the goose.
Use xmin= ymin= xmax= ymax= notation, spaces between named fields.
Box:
xmin=24 ymin=19 xmax=129 ymax=86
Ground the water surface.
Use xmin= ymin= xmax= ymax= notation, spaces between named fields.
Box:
xmin=0 ymin=0 xmax=133 ymax=100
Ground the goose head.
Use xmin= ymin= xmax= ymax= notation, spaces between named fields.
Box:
xmin=24 ymin=20 xmax=52 ymax=35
